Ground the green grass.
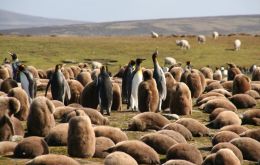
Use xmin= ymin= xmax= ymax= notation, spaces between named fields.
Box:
xmin=0 ymin=35 xmax=260 ymax=165
xmin=1 ymin=35 xmax=260 ymax=73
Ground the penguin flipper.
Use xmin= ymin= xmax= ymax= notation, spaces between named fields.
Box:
xmin=127 ymin=72 xmax=134 ymax=107
xmin=28 ymin=77 xmax=36 ymax=99
xmin=45 ymin=80 xmax=51 ymax=97
xmin=22 ymin=70 xmax=35 ymax=99
xmin=63 ymin=79 xmax=71 ymax=105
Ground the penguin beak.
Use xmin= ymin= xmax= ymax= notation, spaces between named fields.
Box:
xmin=140 ymin=58 xmax=146 ymax=61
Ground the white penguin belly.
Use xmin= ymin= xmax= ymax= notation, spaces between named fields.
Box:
xmin=131 ymin=71 xmax=143 ymax=110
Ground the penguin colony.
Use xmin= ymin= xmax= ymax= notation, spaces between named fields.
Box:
xmin=0 ymin=39 xmax=260 ymax=165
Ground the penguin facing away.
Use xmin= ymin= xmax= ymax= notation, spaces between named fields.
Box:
xmin=122 ymin=60 xmax=135 ymax=104
xmin=17 ymin=64 xmax=37 ymax=103
xmin=129 ymin=58 xmax=146 ymax=111
xmin=152 ymin=49 xmax=167 ymax=111
xmin=97 ymin=66 xmax=113 ymax=115
xmin=45 ymin=64 xmax=71 ymax=105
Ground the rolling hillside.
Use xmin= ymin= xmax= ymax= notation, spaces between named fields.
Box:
xmin=0 ymin=9 xmax=259 ymax=35
xmin=0 ymin=9 xmax=85 ymax=30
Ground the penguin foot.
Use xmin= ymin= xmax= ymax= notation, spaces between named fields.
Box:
xmin=130 ymin=108 xmax=136 ymax=112
xmin=132 ymin=106 xmax=139 ymax=112
xmin=122 ymin=99 xmax=128 ymax=104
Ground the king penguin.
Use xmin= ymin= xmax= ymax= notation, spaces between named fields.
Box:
xmin=17 ymin=64 xmax=37 ymax=103
xmin=122 ymin=60 xmax=135 ymax=104
xmin=9 ymin=52 xmax=20 ymax=81
xmin=152 ymin=49 xmax=167 ymax=111
xmin=138 ymin=69 xmax=159 ymax=112
xmin=227 ymin=63 xmax=241 ymax=80
xmin=45 ymin=64 xmax=71 ymax=105
xmin=129 ymin=58 xmax=145 ymax=111
xmin=97 ymin=66 xmax=113 ymax=115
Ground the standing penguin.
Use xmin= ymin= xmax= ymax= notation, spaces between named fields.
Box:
xmin=17 ymin=64 xmax=37 ymax=103
xmin=227 ymin=63 xmax=241 ymax=80
xmin=152 ymin=49 xmax=167 ymax=111
xmin=185 ymin=61 xmax=192 ymax=71
xmin=213 ymin=67 xmax=222 ymax=80
xmin=138 ymin=70 xmax=159 ymax=112
xmin=122 ymin=60 xmax=135 ymax=104
xmin=129 ymin=58 xmax=146 ymax=111
xmin=97 ymin=66 xmax=113 ymax=115
xmin=9 ymin=52 xmax=20 ymax=81
xmin=45 ymin=64 xmax=71 ymax=105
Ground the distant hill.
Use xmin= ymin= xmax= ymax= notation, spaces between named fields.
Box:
xmin=0 ymin=13 xmax=260 ymax=35
xmin=0 ymin=9 xmax=85 ymax=30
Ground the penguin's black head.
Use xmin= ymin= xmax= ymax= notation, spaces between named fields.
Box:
xmin=186 ymin=61 xmax=191 ymax=65
xmin=152 ymin=49 xmax=158 ymax=60
xmin=136 ymin=58 xmax=146 ymax=65
xmin=143 ymin=70 xmax=153 ymax=81
xmin=129 ymin=60 xmax=136 ymax=66
xmin=11 ymin=53 xmax=17 ymax=60
xmin=100 ymin=66 xmax=106 ymax=72
xmin=55 ymin=64 xmax=62 ymax=71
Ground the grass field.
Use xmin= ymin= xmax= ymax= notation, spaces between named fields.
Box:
xmin=0 ymin=35 xmax=260 ymax=165
xmin=0 ymin=35 xmax=260 ymax=73
xmin=0 ymin=107 xmax=259 ymax=165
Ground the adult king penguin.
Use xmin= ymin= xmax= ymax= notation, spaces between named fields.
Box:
xmin=152 ymin=49 xmax=167 ymax=111
xmin=45 ymin=64 xmax=71 ymax=105
xmin=9 ymin=52 xmax=20 ymax=80
xmin=122 ymin=60 xmax=135 ymax=104
xmin=17 ymin=64 xmax=37 ymax=103
xmin=129 ymin=58 xmax=145 ymax=111
xmin=97 ymin=66 xmax=113 ymax=115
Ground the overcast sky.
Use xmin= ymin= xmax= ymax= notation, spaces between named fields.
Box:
xmin=1 ymin=0 xmax=260 ymax=22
